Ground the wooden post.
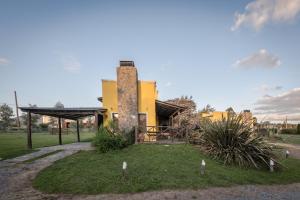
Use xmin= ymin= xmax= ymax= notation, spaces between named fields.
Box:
xmin=14 ymin=91 xmax=20 ymax=127
xmin=58 ymin=117 xmax=62 ymax=145
xmin=76 ymin=119 xmax=80 ymax=142
xmin=27 ymin=111 xmax=32 ymax=149
xmin=94 ymin=112 xmax=99 ymax=132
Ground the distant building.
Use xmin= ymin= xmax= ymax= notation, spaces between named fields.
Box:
xmin=41 ymin=115 xmax=94 ymax=128
xmin=200 ymin=111 xmax=228 ymax=122
xmin=199 ymin=110 xmax=254 ymax=127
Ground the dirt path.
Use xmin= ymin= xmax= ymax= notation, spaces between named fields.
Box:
xmin=63 ymin=183 xmax=300 ymax=200
xmin=1 ymin=142 xmax=300 ymax=200
xmin=0 ymin=142 xmax=93 ymax=200
xmin=269 ymin=142 xmax=300 ymax=159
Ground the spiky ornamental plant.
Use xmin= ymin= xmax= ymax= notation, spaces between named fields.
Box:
xmin=201 ymin=115 xmax=279 ymax=170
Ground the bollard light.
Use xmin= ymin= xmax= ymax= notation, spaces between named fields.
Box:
xmin=286 ymin=150 xmax=290 ymax=158
xmin=122 ymin=161 xmax=127 ymax=178
xmin=270 ymin=159 xmax=274 ymax=172
xmin=200 ymin=160 xmax=206 ymax=175
xmin=123 ymin=161 xmax=127 ymax=170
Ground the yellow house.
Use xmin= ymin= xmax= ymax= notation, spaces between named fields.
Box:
xmin=200 ymin=111 xmax=228 ymax=122
xmin=98 ymin=61 xmax=185 ymax=140
xmin=200 ymin=110 xmax=254 ymax=127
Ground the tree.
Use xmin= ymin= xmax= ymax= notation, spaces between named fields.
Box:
xmin=226 ymin=107 xmax=236 ymax=118
xmin=201 ymin=104 xmax=215 ymax=113
xmin=226 ymin=107 xmax=235 ymax=113
xmin=166 ymin=96 xmax=199 ymax=139
xmin=297 ymin=124 xmax=300 ymax=134
xmin=0 ymin=104 xmax=13 ymax=130
xmin=55 ymin=101 xmax=64 ymax=108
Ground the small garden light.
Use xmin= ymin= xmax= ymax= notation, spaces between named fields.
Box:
xmin=200 ymin=159 xmax=206 ymax=175
xmin=122 ymin=161 xmax=127 ymax=178
xmin=270 ymin=159 xmax=274 ymax=172
xmin=286 ymin=150 xmax=290 ymax=158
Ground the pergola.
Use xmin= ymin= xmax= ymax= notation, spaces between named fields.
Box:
xmin=155 ymin=100 xmax=186 ymax=126
xmin=155 ymin=100 xmax=186 ymax=118
xmin=19 ymin=107 xmax=107 ymax=149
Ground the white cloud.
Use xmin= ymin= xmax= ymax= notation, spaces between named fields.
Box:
xmin=62 ymin=56 xmax=81 ymax=73
xmin=231 ymin=0 xmax=300 ymax=31
xmin=234 ymin=49 xmax=281 ymax=69
xmin=254 ymin=84 xmax=283 ymax=92
xmin=254 ymin=88 xmax=300 ymax=121
xmin=0 ymin=57 xmax=10 ymax=65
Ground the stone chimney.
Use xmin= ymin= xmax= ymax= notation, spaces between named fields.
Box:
xmin=117 ymin=61 xmax=139 ymax=131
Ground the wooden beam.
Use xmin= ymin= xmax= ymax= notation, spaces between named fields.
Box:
xmin=76 ymin=119 xmax=80 ymax=142
xmin=27 ymin=111 xmax=32 ymax=149
xmin=58 ymin=117 xmax=62 ymax=145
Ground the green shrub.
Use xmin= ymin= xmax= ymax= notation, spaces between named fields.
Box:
xmin=201 ymin=116 xmax=279 ymax=170
xmin=92 ymin=125 xmax=127 ymax=153
xmin=281 ymin=129 xmax=298 ymax=135
xmin=92 ymin=121 xmax=136 ymax=153
xmin=39 ymin=123 xmax=49 ymax=129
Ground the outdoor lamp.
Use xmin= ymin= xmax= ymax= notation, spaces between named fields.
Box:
xmin=122 ymin=161 xmax=127 ymax=178
xmin=200 ymin=160 xmax=206 ymax=175
xmin=123 ymin=161 xmax=127 ymax=170
xmin=286 ymin=150 xmax=290 ymax=158
xmin=270 ymin=159 xmax=274 ymax=172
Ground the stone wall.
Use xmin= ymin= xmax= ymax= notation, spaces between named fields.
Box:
xmin=117 ymin=65 xmax=139 ymax=131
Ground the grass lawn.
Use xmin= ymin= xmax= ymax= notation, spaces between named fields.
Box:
xmin=280 ymin=134 xmax=300 ymax=145
xmin=33 ymin=144 xmax=300 ymax=194
xmin=0 ymin=132 xmax=95 ymax=160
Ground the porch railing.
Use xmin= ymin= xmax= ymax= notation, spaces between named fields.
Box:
xmin=142 ymin=126 xmax=178 ymax=142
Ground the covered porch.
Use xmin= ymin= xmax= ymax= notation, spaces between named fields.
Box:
xmin=19 ymin=107 xmax=106 ymax=149
xmin=142 ymin=100 xmax=186 ymax=142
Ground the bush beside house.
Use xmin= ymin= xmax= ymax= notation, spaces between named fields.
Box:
xmin=92 ymin=122 xmax=135 ymax=153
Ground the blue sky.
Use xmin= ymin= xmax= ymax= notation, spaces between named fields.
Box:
xmin=0 ymin=0 xmax=300 ymax=122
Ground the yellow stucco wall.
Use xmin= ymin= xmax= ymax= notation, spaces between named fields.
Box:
xmin=102 ymin=80 xmax=118 ymax=126
xmin=200 ymin=111 xmax=228 ymax=121
xmin=138 ymin=81 xmax=157 ymax=127
xmin=102 ymin=79 xmax=158 ymax=129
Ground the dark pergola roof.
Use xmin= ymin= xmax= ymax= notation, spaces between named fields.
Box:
xmin=155 ymin=100 xmax=186 ymax=118
xmin=97 ymin=98 xmax=186 ymax=118
xmin=19 ymin=107 xmax=107 ymax=120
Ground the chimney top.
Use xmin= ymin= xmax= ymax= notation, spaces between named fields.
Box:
xmin=120 ymin=60 xmax=135 ymax=67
